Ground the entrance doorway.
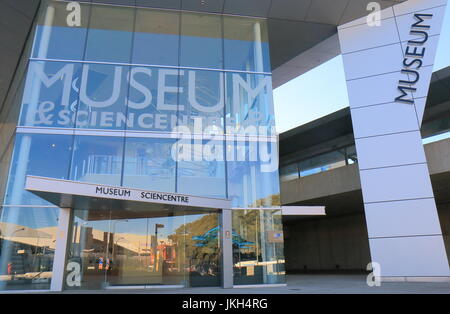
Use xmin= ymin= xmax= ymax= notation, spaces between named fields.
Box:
xmin=64 ymin=207 xmax=221 ymax=289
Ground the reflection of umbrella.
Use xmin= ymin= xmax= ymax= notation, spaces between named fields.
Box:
xmin=0 ymin=222 xmax=52 ymax=239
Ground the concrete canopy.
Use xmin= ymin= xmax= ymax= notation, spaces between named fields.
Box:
xmin=0 ymin=0 xmax=405 ymax=113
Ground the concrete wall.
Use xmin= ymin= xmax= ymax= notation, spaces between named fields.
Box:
xmin=284 ymin=204 xmax=450 ymax=272
xmin=281 ymin=163 xmax=361 ymax=205
xmin=284 ymin=213 xmax=371 ymax=272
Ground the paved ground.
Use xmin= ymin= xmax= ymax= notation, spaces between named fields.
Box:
xmin=51 ymin=274 xmax=450 ymax=294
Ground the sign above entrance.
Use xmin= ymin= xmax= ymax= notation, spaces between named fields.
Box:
xmin=25 ymin=176 xmax=231 ymax=210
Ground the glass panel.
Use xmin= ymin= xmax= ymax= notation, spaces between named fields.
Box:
xmin=4 ymin=133 xmax=73 ymax=206
xmin=126 ymin=66 xmax=179 ymax=132
xmin=224 ymin=17 xmax=270 ymax=73
xmin=176 ymin=139 xmax=227 ymax=199
xmin=133 ymin=9 xmax=179 ymax=66
xmin=123 ymin=137 xmax=176 ymax=192
xmin=106 ymin=213 xmax=188 ymax=287
xmin=70 ymin=135 xmax=124 ymax=186
xmin=183 ymin=212 xmax=221 ymax=287
xmin=65 ymin=209 xmax=111 ymax=290
xmin=232 ymin=209 xmax=285 ymax=285
xmin=227 ymin=140 xmax=280 ymax=208
xmin=76 ymin=64 xmax=129 ymax=130
xmin=84 ymin=5 xmax=134 ymax=63
xmin=65 ymin=208 xmax=221 ymax=289
xmin=19 ymin=61 xmax=81 ymax=128
xmin=0 ymin=206 xmax=59 ymax=291
xmin=180 ymin=12 xmax=223 ymax=69
xmin=32 ymin=0 xmax=90 ymax=60
xmin=226 ymin=73 xmax=275 ymax=133
xmin=179 ymin=69 xmax=225 ymax=133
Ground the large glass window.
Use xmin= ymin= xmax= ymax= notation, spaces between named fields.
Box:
xmin=0 ymin=206 xmax=59 ymax=290
xmin=180 ymin=12 xmax=223 ymax=69
xmin=4 ymin=133 xmax=73 ymax=206
xmin=179 ymin=69 xmax=225 ymax=132
xmin=226 ymin=73 xmax=275 ymax=133
xmin=224 ymin=17 xmax=270 ymax=73
xmin=19 ymin=61 xmax=81 ymax=129
xmin=227 ymin=140 xmax=280 ymax=208
xmin=126 ymin=67 xmax=180 ymax=132
xmin=123 ymin=137 xmax=176 ymax=192
xmin=76 ymin=64 xmax=130 ymax=130
xmin=70 ymin=135 xmax=124 ymax=186
xmin=176 ymin=139 xmax=227 ymax=199
xmin=232 ymin=209 xmax=285 ymax=285
xmin=133 ymin=9 xmax=180 ymax=66
xmin=32 ymin=0 xmax=90 ymax=61
xmin=84 ymin=5 xmax=134 ymax=63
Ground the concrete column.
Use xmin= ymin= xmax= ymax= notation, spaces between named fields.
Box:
xmin=220 ymin=209 xmax=233 ymax=288
xmin=50 ymin=207 xmax=72 ymax=292
xmin=338 ymin=0 xmax=450 ymax=281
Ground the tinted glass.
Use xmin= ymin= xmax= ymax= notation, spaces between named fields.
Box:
xmin=227 ymin=140 xmax=280 ymax=208
xmin=4 ymin=133 xmax=73 ymax=206
xmin=179 ymin=69 xmax=225 ymax=132
xmin=84 ymin=5 xmax=134 ymax=63
xmin=226 ymin=73 xmax=275 ymax=133
xmin=224 ymin=17 xmax=270 ymax=73
xmin=76 ymin=64 xmax=129 ymax=130
xmin=232 ymin=209 xmax=285 ymax=285
xmin=19 ymin=61 xmax=81 ymax=128
xmin=126 ymin=67 xmax=180 ymax=132
xmin=32 ymin=1 xmax=90 ymax=60
xmin=123 ymin=137 xmax=176 ymax=191
xmin=70 ymin=135 xmax=124 ymax=186
xmin=65 ymin=209 xmax=221 ymax=289
xmin=180 ymin=12 xmax=223 ymax=69
xmin=133 ymin=9 xmax=180 ymax=66
xmin=177 ymin=139 xmax=226 ymax=199
xmin=0 ymin=206 xmax=59 ymax=290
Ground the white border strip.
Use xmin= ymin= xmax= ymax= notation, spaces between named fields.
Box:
xmin=29 ymin=58 xmax=272 ymax=76
xmin=16 ymin=126 xmax=278 ymax=142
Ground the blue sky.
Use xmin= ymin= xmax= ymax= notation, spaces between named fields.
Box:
xmin=274 ymin=4 xmax=450 ymax=133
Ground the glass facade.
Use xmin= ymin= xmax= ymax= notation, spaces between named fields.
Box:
xmin=0 ymin=0 xmax=284 ymax=290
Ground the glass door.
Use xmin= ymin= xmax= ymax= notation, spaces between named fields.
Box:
xmin=105 ymin=215 xmax=187 ymax=287
xmin=65 ymin=208 xmax=221 ymax=290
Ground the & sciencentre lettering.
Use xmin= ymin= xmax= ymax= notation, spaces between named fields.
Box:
xmin=396 ymin=13 xmax=433 ymax=104
xmin=23 ymin=65 xmax=273 ymax=131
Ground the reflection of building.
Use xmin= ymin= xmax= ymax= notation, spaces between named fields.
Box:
xmin=0 ymin=0 xmax=449 ymax=292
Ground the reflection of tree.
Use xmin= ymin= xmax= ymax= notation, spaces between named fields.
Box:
xmin=169 ymin=214 xmax=219 ymax=275
xmin=253 ymin=194 xmax=281 ymax=208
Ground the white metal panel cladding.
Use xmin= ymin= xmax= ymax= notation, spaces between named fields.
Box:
xmin=338 ymin=0 xmax=450 ymax=277
xmin=25 ymin=176 xmax=231 ymax=209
